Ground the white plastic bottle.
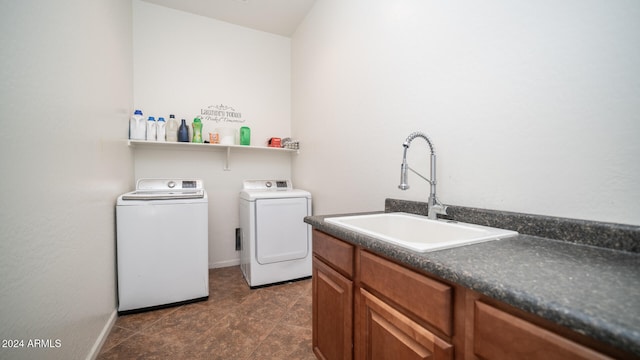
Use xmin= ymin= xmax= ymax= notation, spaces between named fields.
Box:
xmin=157 ymin=117 xmax=166 ymax=142
xmin=166 ymin=114 xmax=178 ymax=142
xmin=129 ymin=109 xmax=146 ymax=140
xmin=146 ymin=116 xmax=157 ymax=141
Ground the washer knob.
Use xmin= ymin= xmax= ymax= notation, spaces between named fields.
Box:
xmin=167 ymin=181 xmax=176 ymax=188
xmin=265 ymin=181 xmax=272 ymax=188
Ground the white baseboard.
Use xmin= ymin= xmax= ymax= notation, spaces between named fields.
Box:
xmin=209 ymin=258 xmax=240 ymax=269
xmin=86 ymin=309 xmax=117 ymax=360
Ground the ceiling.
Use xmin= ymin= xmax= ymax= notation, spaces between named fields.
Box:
xmin=142 ymin=0 xmax=317 ymax=37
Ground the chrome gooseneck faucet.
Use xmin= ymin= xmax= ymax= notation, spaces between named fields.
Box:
xmin=399 ymin=131 xmax=448 ymax=219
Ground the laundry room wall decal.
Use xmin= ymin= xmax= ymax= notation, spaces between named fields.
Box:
xmin=200 ymin=104 xmax=246 ymax=124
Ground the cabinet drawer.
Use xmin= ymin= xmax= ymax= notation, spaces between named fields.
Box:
xmin=359 ymin=250 xmax=453 ymax=336
xmin=313 ymin=230 xmax=354 ymax=278
xmin=474 ymin=301 xmax=611 ymax=360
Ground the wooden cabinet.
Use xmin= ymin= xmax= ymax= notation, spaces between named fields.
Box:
xmin=313 ymin=230 xmax=453 ymax=360
xmin=313 ymin=230 xmax=355 ymax=360
xmin=312 ymin=229 xmax=629 ymax=360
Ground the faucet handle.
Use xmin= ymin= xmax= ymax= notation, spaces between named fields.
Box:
xmin=432 ymin=203 xmax=448 ymax=215
xmin=428 ymin=202 xmax=448 ymax=219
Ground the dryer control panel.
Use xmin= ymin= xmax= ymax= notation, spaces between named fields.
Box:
xmin=242 ymin=180 xmax=292 ymax=191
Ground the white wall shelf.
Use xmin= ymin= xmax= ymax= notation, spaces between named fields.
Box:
xmin=128 ymin=140 xmax=298 ymax=171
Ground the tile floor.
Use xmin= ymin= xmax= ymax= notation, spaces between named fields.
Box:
xmin=97 ymin=266 xmax=315 ymax=359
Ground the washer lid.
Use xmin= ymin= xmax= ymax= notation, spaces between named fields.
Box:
xmin=119 ymin=178 xmax=205 ymax=201
xmin=121 ymin=189 xmax=204 ymax=200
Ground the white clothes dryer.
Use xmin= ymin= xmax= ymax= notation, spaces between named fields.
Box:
xmin=239 ymin=180 xmax=312 ymax=288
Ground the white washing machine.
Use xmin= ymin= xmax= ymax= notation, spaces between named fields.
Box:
xmin=116 ymin=178 xmax=209 ymax=313
xmin=239 ymin=180 xmax=312 ymax=288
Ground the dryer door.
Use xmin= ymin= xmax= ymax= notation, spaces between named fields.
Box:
xmin=255 ymin=197 xmax=309 ymax=264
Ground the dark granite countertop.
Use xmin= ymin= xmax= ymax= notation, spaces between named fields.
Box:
xmin=304 ymin=199 xmax=640 ymax=356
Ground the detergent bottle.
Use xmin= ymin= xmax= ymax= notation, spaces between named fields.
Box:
xmin=166 ymin=114 xmax=178 ymax=142
xmin=156 ymin=117 xmax=166 ymax=142
xmin=146 ymin=116 xmax=156 ymax=141
xmin=178 ymin=119 xmax=189 ymax=142
xmin=192 ymin=117 xmax=203 ymax=143
xmin=129 ymin=109 xmax=145 ymax=140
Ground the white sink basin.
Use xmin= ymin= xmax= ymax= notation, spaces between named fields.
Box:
xmin=325 ymin=212 xmax=518 ymax=252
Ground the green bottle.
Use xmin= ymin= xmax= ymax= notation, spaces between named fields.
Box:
xmin=240 ymin=126 xmax=250 ymax=145
xmin=192 ymin=117 xmax=203 ymax=143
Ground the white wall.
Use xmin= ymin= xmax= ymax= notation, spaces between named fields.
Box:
xmin=133 ymin=1 xmax=293 ymax=267
xmin=292 ymin=0 xmax=640 ymax=225
xmin=0 ymin=1 xmax=133 ymax=359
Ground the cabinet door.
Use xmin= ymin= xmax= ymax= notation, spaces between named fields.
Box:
xmin=313 ymin=256 xmax=353 ymax=360
xmin=356 ymin=288 xmax=453 ymax=360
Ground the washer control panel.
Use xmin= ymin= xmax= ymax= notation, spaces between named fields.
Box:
xmin=136 ymin=178 xmax=203 ymax=191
